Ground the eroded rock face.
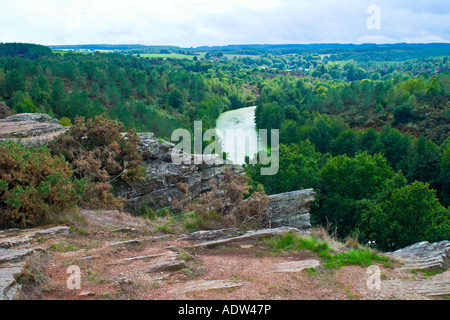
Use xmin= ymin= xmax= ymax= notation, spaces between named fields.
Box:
xmin=114 ymin=133 xmax=316 ymax=231
xmin=0 ymin=113 xmax=67 ymax=146
xmin=113 ymin=133 xmax=246 ymax=213
xmin=267 ymin=189 xmax=316 ymax=231
xmin=386 ymin=240 xmax=450 ymax=270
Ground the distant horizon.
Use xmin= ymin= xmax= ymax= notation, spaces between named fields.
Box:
xmin=42 ymin=42 xmax=450 ymax=49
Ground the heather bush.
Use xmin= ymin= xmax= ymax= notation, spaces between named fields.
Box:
xmin=0 ymin=141 xmax=85 ymax=228
xmin=185 ymin=168 xmax=270 ymax=229
xmin=49 ymin=114 xmax=145 ymax=210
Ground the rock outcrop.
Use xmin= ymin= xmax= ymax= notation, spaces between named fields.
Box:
xmin=0 ymin=113 xmax=67 ymax=146
xmin=0 ymin=226 xmax=70 ymax=300
xmin=267 ymin=189 xmax=316 ymax=232
xmin=0 ymin=113 xmax=316 ymax=231
xmin=113 ymin=132 xmax=244 ymax=213
xmin=187 ymin=227 xmax=305 ymax=249
xmin=114 ymin=133 xmax=316 ymax=231
xmin=386 ymin=240 xmax=450 ymax=270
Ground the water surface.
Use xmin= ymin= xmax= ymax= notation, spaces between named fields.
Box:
xmin=215 ymin=106 xmax=265 ymax=165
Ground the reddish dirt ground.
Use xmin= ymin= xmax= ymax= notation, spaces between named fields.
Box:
xmin=18 ymin=210 xmax=437 ymax=301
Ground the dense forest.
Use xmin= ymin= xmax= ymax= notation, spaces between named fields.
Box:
xmin=0 ymin=42 xmax=449 ymax=251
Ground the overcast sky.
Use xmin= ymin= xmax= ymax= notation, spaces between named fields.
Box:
xmin=1 ymin=0 xmax=449 ymax=47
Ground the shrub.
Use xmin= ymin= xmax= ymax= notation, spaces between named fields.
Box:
xmin=186 ymin=168 xmax=270 ymax=229
xmin=0 ymin=141 xmax=84 ymax=228
xmin=58 ymin=116 xmax=72 ymax=127
xmin=49 ymin=114 xmax=145 ymax=209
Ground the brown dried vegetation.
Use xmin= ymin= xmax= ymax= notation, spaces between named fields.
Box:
xmin=49 ymin=114 xmax=145 ymax=210
xmin=186 ymin=168 xmax=270 ymax=229
xmin=0 ymin=141 xmax=83 ymax=228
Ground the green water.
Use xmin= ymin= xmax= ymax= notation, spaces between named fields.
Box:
xmin=215 ymin=106 xmax=266 ymax=165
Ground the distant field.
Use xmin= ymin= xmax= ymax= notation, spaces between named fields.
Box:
xmin=136 ymin=52 xmax=261 ymax=60
xmin=52 ymin=50 xmax=99 ymax=55
xmin=136 ymin=53 xmax=195 ymax=59
xmin=224 ymin=53 xmax=261 ymax=59
xmin=52 ymin=50 xmax=68 ymax=55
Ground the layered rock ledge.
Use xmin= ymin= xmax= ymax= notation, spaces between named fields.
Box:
xmin=114 ymin=133 xmax=316 ymax=231
xmin=0 ymin=113 xmax=67 ymax=146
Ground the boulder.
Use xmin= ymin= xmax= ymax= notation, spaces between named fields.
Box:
xmin=267 ymin=189 xmax=316 ymax=231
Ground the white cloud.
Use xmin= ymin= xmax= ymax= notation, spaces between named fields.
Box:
xmin=0 ymin=0 xmax=448 ymax=46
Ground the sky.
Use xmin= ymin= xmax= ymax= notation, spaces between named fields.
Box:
xmin=0 ymin=0 xmax=449 ymax=47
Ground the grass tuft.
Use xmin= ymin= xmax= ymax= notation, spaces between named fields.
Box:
xmin=263 ymin=232 xmax=389 ymax=269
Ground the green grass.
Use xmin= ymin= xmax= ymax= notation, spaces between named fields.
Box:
xmin=410 ymin=268 xmax=447 ymax=277
xmin=263 ymin=232 xmax=389 ymax=269
xmin=49 ymin=242 xmax=79 ymax=252
xmin=263 ymin=232 xmax=329 ymax=255
xmin=85 ymin=269 xmax=106 ymax=283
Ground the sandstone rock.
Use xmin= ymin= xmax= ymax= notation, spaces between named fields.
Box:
xmin=267 ymin=189 xmax=316 ymax=231
xmin=268 ymin=260 xmax=320 ymax=273
xmin=110 ymin=235 xmax=174 ymax=248
xmin=189 ymin=227 xmax=305 ymax=249
xmin=144 ymin=259 xmax=186 ymax=273
xmin=168 ymin=279 xmax=247 ymax=294
xmin=0 ymin=113 xmax=67 ymax=146
xmin=113 ymin=133 xmax=245 ymax=213
xmin=179 ymin=228 xmax=241 ymax=241
xmin=0 ymin=266 xmax=24 ymax=300
xmin=0 ymin=248 xmax=35 ymax=265
xmin=0 ymin=225 xmax=72 ymax=300
xmin=122 ymin=251 xmax=175 ymax=262
xmin=0 ymin=113 xmax=59 ymax=124
xmin=32 ymin=226 xmax=70 ymax=238
xmin=384 ymin=279 xmax=450 ymax=297
xmin=386 ymin=241 xmax=450 ymax=270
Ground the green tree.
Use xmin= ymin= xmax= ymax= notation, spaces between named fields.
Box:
xmin=4 ymin=69 xmax=26 ymax=99
xmin=393 ymin=104 xmax=413 ymax=125
xmin=406 ymin=136 xmax=441 ymax=187
xmin=168 ymin=88 xmax=185 ymax=110
xmin=11 ymin=91 xmax=37 ymax=113
xmin=440 ymin=146 xmax=450 ymax=206
xmin=361 ymin=181 xmax=450 ymax=251
xmin=51 ymin=77 xmax=68 ymax=117
xmin=315 ymin=152 xmax=397 ymax=237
